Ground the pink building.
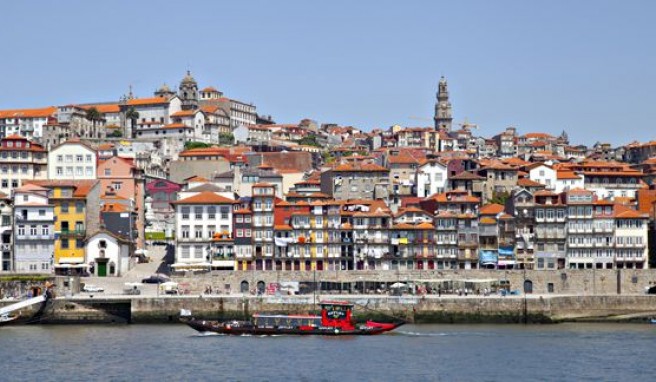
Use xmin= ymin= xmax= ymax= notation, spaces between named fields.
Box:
xmin=97 ymin=156 xmax=145 ymax=248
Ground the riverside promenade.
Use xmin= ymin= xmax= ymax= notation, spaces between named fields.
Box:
xmin=2 ymin=248 xmax=656 ymax=324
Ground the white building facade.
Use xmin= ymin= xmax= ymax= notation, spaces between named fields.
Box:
xmin=48 ymin=140 xmax=97 ymax=180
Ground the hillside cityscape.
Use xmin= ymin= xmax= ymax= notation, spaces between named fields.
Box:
xmin=0 ymin=70 xmax=655 ymax=278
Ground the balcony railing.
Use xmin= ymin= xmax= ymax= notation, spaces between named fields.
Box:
xmin=59 ymin=229 xmax=86 ymax=238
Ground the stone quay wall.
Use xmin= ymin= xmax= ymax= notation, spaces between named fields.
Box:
xmin=171 ymin=269 xmax=656 ymax=296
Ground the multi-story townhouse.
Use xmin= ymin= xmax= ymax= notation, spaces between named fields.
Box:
xmin=478 ymin=203 xmax=505 ymax=269
xmin=97 ymin=156 xmax=146 ymax=248
xmin=416 ymin=159 xmax=448 ymax=198
xmin=26 ymin=180 xmax=100 ymax=275
xmin=324 ymin=201 xmax=347 ymax=271
xmin=559 ymin=161 xmax=643 ymax=199
xmin=0 ymin=135 xmax=48 ymax=195
xmin=388 ymin=155 xmax=419 ymax=208
xmin=320 ymin=163 xmax=390 ymax=201
xmin=251 ymin=183 xmax=276 ymax=270
xmin=435 ymin=211 xmax=458 ymax=269
xmin=566 ymin=189 xmax=596 ymax=269
xmin=0 ymin=192 xmax=13 ymax=272
xmin=233 ymin=202 xmax=253 ymax=271
xmin=533 ymin=191 xmax=567 ymax=270
xmin=352 ymin=207 xmax=391 ymax=270
xmin=589 ymin=200 xmax=616 ymax=270
xmin=492 ymin=126 xmax=517 ymax=158
xmin=613 ymin=205 xmax=649 ymax=269
xmin=497 ymin=213 xmax=516 ymax=269
xmin=48 ymin=139 xmax=97 ymax=180
xmin=554 ymin=170 xmax=584 ymax=193
xmin=12 ymin=184 xmax=55 ymax=273
xmin=0 ymin=106 xmax=57 ymax=139
xmin=448 ymin=171 xmax=486 ymax=200
xmin=422 ymin=190 xmax=480 ymax=269
xmin=478 ymin=161 xmax=519 ymax=202
xmin=172 ymin=191 xmax=236 ymax=269
xmin=508 ymin=189 xmax=536 ymax=269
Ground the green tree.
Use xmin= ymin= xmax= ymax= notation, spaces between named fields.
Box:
xmin=489 ymin=191 xmax=510 ymax=206
xmin=85 ymin=107 xmax=104 ymax=138
xmin=184 ymin=141 xmax=212 ymax=150
xmin=297 ymin=134 xmax=322 ymax=147
xmin=219 ymin=133 xmax=235 ymax=145
xmin=125 ymin=107 xmax=139 ymax=138
xmin=110 ymin=129 xmax=123 ymax=138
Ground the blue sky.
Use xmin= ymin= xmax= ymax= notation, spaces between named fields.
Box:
xmin=1 ymin=0 xmax=654 ymax=145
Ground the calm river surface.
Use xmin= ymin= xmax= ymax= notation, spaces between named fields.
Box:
xmin=1 ymin=323 xmax=655 ymax=381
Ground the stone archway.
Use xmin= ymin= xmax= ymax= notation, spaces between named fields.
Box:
xmin=523 ymin=280 xmax=533 ymax=294
xmin=240 ymin=280 xmax=249 ymax=293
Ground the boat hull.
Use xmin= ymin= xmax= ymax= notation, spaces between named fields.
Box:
xmin=182 ymin=318 xmax=404 ymax=336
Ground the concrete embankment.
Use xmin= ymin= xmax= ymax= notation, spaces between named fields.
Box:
xmin=3 ymin=294 xmax=656 ymax=324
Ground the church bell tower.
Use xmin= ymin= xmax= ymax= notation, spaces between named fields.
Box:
xmin=434 ymin=76 xmax=453 ymax=131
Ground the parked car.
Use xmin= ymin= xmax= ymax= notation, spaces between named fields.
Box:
xmin=141 ymin=275 xmax=170 ymax=284
xmin=82 ymin=285 xmax=104 ymax=293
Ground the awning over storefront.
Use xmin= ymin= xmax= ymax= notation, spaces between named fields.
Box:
xmin=499 ymin=247 xmax=514 ymax=257
xmin=479 ymin=250 xmax=498 ymax=265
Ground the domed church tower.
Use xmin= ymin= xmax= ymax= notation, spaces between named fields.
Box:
xmin=179 ymin=71 xmax=199 ymax=110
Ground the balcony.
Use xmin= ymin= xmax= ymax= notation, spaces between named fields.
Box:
xmin=59 ymin=229 xmax=86 ymax=238
xmin=478 ymin=226 xmax=498 ymax=236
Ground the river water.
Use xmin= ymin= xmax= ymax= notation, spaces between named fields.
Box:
xmin=1 ymin=323 xmax=654 ymax=382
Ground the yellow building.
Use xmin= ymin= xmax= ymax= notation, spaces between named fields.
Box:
xmin=26 ymin=180 xmax=100 ymax=275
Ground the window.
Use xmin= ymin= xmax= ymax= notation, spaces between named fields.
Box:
xmin=181 ymin=225 xmax=190 ymax=238
xmin=65 ymin=155 xmax=73 ymax=163
xmin=194 ymin=245 xmax=204 ymax=259
xmin=30 ymin=225 xmax=38 ymax=235
xmin=57 ymin=155 xmax=63 ymax=163
xmin=245 ymin=229 xmax=251 ymax=237
xmin=236 ymin=229 xmax=243 ymax=237
xmin=220 ymin=207 xmax=229 ymax=219
xmin=194 ymin=226 xmax=203 ymax=239
xmin=181 ymin=246 xmax=190 ymax=259
xmin=236 ymin=215 xmax=243 ymax=223
xmin=11 ymin=180 xmax=17 ymax=189
xmin=56 ymin=167 xmax=63 ymax=176
xmin=61 ymin=202 xmax=69 ymax=213
xmin=41 ymin=225 xmax=49 ymax=235
xmin=181 ymin=207 xmax=190 ymax=220
xmin=65 ymin=167 xmax=73 ymax=177
xmin=76 ymin=155 xmax=83 ymax=163
xmin=105 ymin=168 xmax=111 ymax=176
xmin=76 ymin=167 xmax=83 ymax=176
xmin=207 ymin=206 xmax=216 ymax=219
xmin=76 ymin=239 xmax=84 ymax=249
xmin=61 ymin=239 xmax=69 ymax=249
xmin=112 ymin=182 xmax=122 ymax=190
xmin=75 ymin=202 xmax=84 ymax=213
xmin=86 ymin=167 xmax=93 ymax=176
xmin=86 ymin=154 xmax=92 ymax=163
xmin=208 ymin=225 xmax=216 ymax=238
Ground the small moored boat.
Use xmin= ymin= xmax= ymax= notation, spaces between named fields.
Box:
xmin=0 ymin=313 xmax=20 ymax=327
xmin=181 ymin=301 xmax=404 ymax=336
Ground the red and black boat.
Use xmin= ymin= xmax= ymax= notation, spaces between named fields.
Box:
xmin=181 ymin=301 xmax=404 ymax=336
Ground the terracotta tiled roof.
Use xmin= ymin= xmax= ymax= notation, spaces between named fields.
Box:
xmin=523 ymin=132 xmax=554 ymax=139
xmin=556 ymin=171 xmax=581 ymax=180
xmin=0 ymin=106 xmax=57 ymax=119
xmin=517 ymin=178 xmax=545 ymax=187
xmin=449 ymin=171 xmax=485 ymax=180
xmin=101 ymin=203 xmax=127 ymax=212
xmin=613 ymin=204 xmax=648 ymax=219
xmin=171 ymin=110 xmax=196 ymax=117
xmin=332 ymin=163 xmax=388 ymax=172
xmin=171 ymin=191 xmax=236 ymax=205
xmin=126 ymin=97 xmax=170 ymax=106
xmin=479 ymin=203 xmax=505 ymax=215
xmin=25 ymin=180 xmax=98 ymax=197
